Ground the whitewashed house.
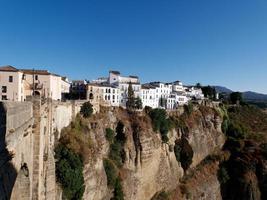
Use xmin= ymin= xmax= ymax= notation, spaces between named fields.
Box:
xmin=185 ymin=86 xmax=204 ymax=100
xmin=140 ymin=85 xmax=158 ymax=108
xmin=85 ymin=70 xmax=204 ymax=110
xmin=108 ymin=71 xmax=141 ymax=107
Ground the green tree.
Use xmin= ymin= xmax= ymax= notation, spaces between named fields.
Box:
xmin=55 ymin=144 xmax=85 ymax=200
xmin=195 ymin=83 xmax=202 ymax=88
xmin=201 ymin=86 xmax=216 ymax=99
xmin=80 ymin=101 xmax=93 ymax=118
xmin=126 ymin=82 xmax=135 ymax=110
xmin=149 ymin=108 xmax=170 ymax=143
xmin=230 ymin=92 xmax=243 ymax=105
xmin=134 ymin=97 xmax=143 ymax=109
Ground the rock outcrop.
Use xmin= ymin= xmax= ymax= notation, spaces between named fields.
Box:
xmin=72 ymin=105 xmax=225 ymax=200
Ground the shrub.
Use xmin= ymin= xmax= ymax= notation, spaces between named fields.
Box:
xmin=55 ymin=144 xmax=85 ymax=200
xmin=80 ymin=101 xmax=93 ymax=118
xmin=149 ymin=108 xmax=171 ymax=143
xmin=111 ymin=178 xmax=124 ymax=200
xmin=221 ymin=116 xmax=229 ymax=134
xmin=107 ymin=121 xmax=127 ymax=168
xmin=106 ymin=128 xmax=115 ymax=143
xmin=226 ymin=123 xmax=247 ymax=139
xmin=109 ymin=142 xmax=124 ymax=168
xmin=103 ymin=158 xmax=118 ymax=188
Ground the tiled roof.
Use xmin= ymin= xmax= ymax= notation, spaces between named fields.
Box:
xmin=20 ymin=69 xmax=53 ymax=76
xmin=0 ymin=65 xmax=19 ymax=72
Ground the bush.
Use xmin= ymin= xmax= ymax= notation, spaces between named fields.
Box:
xmin=111 ymin=178 xmax=124 ymax=200
xmin=80 ymin=101 xmax=93 ymax=118
xmin=103 ymin=159 xmax=118 ymax=188
xmin=221 ymin=116 xmax=229 ymax=134
xmin=109 ymin=142 xmax=124 ymax=168
xmin=149 ymin=108 xmax=171 ymax=143
xmin=106 ymin=128 xmax=115 ymax=143
xmin=55 ymin=144 xmax=85 ymax=200
xmin=174 ymin=138 xmax=194 ymax=171
xmin=226 ymin=123 xmax=247 ymax=139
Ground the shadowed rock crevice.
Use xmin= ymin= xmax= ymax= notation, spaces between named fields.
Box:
xmin=0 ymin=102 xmax=17 ymax=200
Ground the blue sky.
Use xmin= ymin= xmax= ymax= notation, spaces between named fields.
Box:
xmin=0 ymin=0 xmax=266 ymax=93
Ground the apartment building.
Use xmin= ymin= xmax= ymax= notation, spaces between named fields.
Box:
xmin=0 ymin=65 xmax=70 ymax=101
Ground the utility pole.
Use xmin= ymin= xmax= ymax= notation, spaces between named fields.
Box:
xmin=32 ymin=68 xmax=35 ymax=96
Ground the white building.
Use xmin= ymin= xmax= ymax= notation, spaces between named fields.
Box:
xmin=140 ymin=85 xmax=158 ymax=108
xmin=0 ymin=65 xmax=70 ymax=101
xmin=86 ymin=70 xmax=204 ymax=110
xmin=185 ymin=86 xmax=204 ymax=100
xmin=108 ymin=71 xmax=141 ymax=107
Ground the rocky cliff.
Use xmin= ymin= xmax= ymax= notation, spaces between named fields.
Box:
xmin=56 ymin=104 xmax=226 ymax=200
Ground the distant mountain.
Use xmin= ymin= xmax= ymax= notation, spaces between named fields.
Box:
xmin=243 ymin=91 xmax=267 ymax=101
xmin=214 ymin=86 xmax=233 ymax=94
xmin=214 ymin=86 xmax=267 ymax=101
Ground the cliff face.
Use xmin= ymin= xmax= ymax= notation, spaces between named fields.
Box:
xmin=68 ymin=105 xmax=225 ymax=200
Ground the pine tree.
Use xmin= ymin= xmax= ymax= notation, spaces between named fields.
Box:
xmin=126 ymin=82 xmax=135 ymax=110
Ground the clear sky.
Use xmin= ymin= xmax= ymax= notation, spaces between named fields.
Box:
xmin=0 ymin=0 xmax=266 ymax=93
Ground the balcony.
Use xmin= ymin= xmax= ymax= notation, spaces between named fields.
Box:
xmin=30 ymin=83 xmax=43 ymax=90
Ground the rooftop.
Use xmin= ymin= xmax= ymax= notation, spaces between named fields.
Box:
xmin=0 ymin=65 xmax=19 ymax=72
xmin=109 ymin=70 xmax=120 ymax=75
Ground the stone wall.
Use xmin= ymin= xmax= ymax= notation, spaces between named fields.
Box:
xmin=0 ymin=101 xmax=34 ymax=200
xmin=0 ymin=99 xmax=84 ymax=200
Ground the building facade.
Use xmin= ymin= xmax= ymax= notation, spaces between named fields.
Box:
xmin=0 ymin=66 xmax=70 ymax=101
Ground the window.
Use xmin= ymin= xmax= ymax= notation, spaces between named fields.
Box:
xmin=9 ymin=76 xmax=13 ymax=82
xmin=35 ymin=75 xmax=38 ymax=80
xmin=2 ymin=86 xmax=7 ymax=93
xmin=2 ymin=95 xmax=7 ymax=100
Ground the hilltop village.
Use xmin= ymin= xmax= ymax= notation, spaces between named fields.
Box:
xmin=0 ymin=66 xmax=206 ymax=110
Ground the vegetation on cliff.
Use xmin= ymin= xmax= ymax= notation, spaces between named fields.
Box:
xmin=217 ymin=104 xmax=267 ymax=200
xmin=80 ymin=101 xmax=93 ymax=118
xmin=103 ymin=121 xmax=126 ymax=200
xmin=55 ymin=144 xmax=85 ymax=200
xmin=148 ymin=108 xmax=172 ymax=143
xmin=55 ymin=115 xmax=94 ymax=200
